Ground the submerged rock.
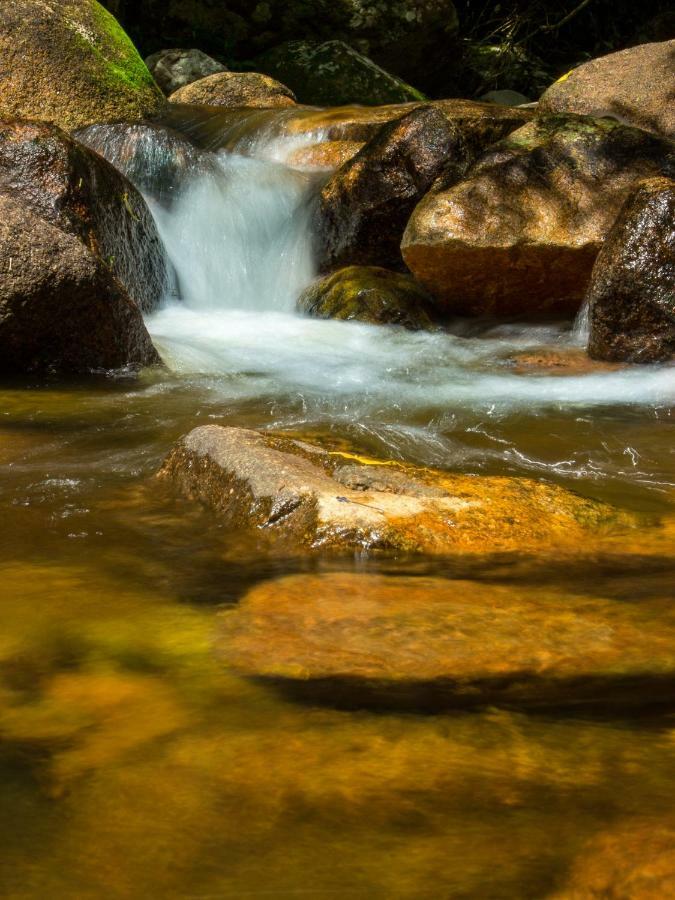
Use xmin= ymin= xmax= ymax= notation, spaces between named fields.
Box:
xmin=316 ymin=106 xmax=467 ymax=271
xmin=0 ymin=195 xmax=159 ymax=374
xmin=552 ymin=818 xmax=675 ymax=898
xmin=169 ymin=72 xmax=297 ymax=109
xmin=402 ymin=115 xmax=675 ymax=317
xmin=286 ymin=141 xmax=364 ymax=172
xmin=0 ymin=0 xmax=165 ymax=131
xmin=298 ymin=266 xmax=436 ymax=329
xmin=0 ymin=120 xmax=169 ymax=314
xmin=539 ymin=41 xmax=675 ymax=140
xmin=158 ymin=425 xmax=637 ymax=555
xmin=255 ymin=40 xmax=426 ymax=107
xmin=587 ymin=177 xmax=675 ymax=363
xmin=146 ymin=48 xmax=227 ymax=96
xmin=220 ymin=573 xmax=675 ymax=710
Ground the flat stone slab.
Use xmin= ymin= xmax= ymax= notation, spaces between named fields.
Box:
xmin=158 ymin=425 xmax=638 ymax=555
xmin=221 ymin=573 xmax=675 ymax=710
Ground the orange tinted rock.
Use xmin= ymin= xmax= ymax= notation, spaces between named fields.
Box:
xmin=286 ymin=141 xmax=363 ymax=171
xmin=158 ymin=425 xmax=638 ymax=555
xmin=508 ymin=348 xmax=623 ymax=376
xmin=402 ymin=116 xmax=675 ymax=317
xmin=221 ymin=573 xmax=675 ymax=709
xmin=169 ymin=72 xmax=296 ymax=108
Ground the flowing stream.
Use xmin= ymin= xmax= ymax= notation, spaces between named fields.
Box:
xmin=1 ymin=106 xmax=674 ymax=898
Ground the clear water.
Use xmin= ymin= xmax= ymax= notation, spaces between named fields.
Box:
xmin=1 ymin=107 xmax=674 ymax=899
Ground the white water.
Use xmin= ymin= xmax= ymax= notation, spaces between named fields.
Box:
xmin=81 ymin=112 xmax=675 ymax=492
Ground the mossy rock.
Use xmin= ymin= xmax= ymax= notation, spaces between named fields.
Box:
xmin=0 ymin=0 xmax=165 ymax=131
xmin=255 ymin=40 xmax=426 ymax=107
xmin=298 ymin=267 xmax=436 ymax=330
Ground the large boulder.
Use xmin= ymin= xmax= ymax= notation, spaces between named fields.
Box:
xmin=169 ymin=71 xmax=296 ymax=109
xmin=316 ymin=106 xmax=469 ymax=272
xmin=220 ymin=573 xmax=675 ymax=710
xmin=0 ymin=195 xmax=158 ymax=374
xmin=298 ymin=266 xmax=436 ymax=330
xmin=158 ymin=425 xmax=637 ymax=556
xmin=145 ymin=47 xmax=227 ymax=95
xmin=539 ymin=41 xmax=675 ymax=140
xmin=0 ymin=121 xmax=166 ymax=374
xmin=587 ymin=177 xmax=675 ymax=363
xmin=255 ymin=40 xmax=425 ymax=107
xmin=402 ymin=115 xmax=675 ymax=317
xmin=0 ymin=0 xmax=165 ymax=132
xmin=0 ymin=121 xmax=169 ymax=313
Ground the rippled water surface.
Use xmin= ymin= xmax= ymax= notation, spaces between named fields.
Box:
xmin=1 ymin=107 xmax=674 ymax=898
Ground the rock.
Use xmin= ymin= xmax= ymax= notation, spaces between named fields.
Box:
xmin=0 ymin=194 xmax=158 ymax=374
xmin=298 ymin=266 xmax=436 ymax=330
xmin=145 ymin=48 xmax=227 ymax=96
xmin=104 ymin=0 xmax=459 ymax=96
xmin=402 ymin=115 xmax=675 ymax=317
xmin=255 ymin=40 xmax=426 ymax=107
xmin=480 ymin=90 xmax=531 ymax=107
xmin=587 ymin=177 xmax=675 ymax=363
xmin=0 ymin=0 xmax=165 ymax=132
xmin=507 ymin=349 xmax=622 ymax=377
xmin=552 ymin=818 xmax=675 ymax=898
xmin=286 ymin=141 xmax=364 ymax=172
xmin=75 ymin=122 xmax=219 ymax=208
xmin=0 ymin=120 xmax=169 ymax=314
xmin=220 ymin=572 xmax=675 ymax=710
xmin=158 ymin=425 xmax=638 ymax=556
xmin=539 ymin=41 xmax=675 ymax=140
xmin=316 ymin=106 xmax=468 ymax=271
xmin=169 ymin=71 xmax=296 ymax=109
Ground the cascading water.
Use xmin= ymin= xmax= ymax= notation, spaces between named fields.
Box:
xmin=78 ymin=108 xmax=675 ymax=497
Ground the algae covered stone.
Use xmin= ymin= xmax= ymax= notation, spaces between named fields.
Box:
xmin=298 ymin=266 xmax=436 ymax=330
xmin=0 ymin=0 xmax=165 ymax=131
xmin=255 ymin=40 xmax=426 ymax=107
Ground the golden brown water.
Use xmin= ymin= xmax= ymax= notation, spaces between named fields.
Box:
xmin=1 ymin=371 xmax=674 ymax=899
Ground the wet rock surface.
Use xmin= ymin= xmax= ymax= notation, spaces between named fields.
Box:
xmin=539 ymin=40 xmax=675 ymax=140
xmin=220 ymin=573 xmax=675 ymax=710
xmin=298 ymin=266 xmax=436 ymax=330
xmin=158 ymin=425 xmax=639 ymax=555
xmin=0 ymin=0 xmax=165 ymax=131
xmin=402 ymin=115 xmax=675 ymax=317
xmin=146 ymin=47 xmax=227 ymax=95
xmin=255 ymin=40 xmax=426 ymax=107
xmin=0 ymin=120 xmax=169 ymax=315
xmin=587 ymin=177 xmax=675 ymax=363
xmin=0 ymin=195 xmax=159 ymax=374
xmin=169 ymin=71 xmax=297 ymax=109
xmin=286 ymin=141 xmax=364 ymax=172
xmin=316 ymin=106 xmax=468 ymax=271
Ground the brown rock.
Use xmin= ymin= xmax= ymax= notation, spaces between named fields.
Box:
xmin=0 ymin=194 xmax=158 ymax=374
xmin=0 ymin=120 xmax=169 ymax=314
xmin=316 ymin=106 xmax=468 ymax=271
xmin=158 ymin=425 xmax=637 ymax=556
xmin=0 ymin=0 xmax=165 ymax=132
xmin=286 ymin=141 xmax=363 ymax=172
xmin=507 ymin=348 xmax=622 ymax=376
xmin=220 ymin=573 xmax=675 ymax=710
xmin=298 ymin=266 xmax=436 ymax=329
xmin=553 ymin=818 xmax=675 ymax=898
xmin=169 ymin=72 xmax=296 ymax=109
xmin=539 ymin=41 xmax=675 ymax=140
xmin=587 ymin=177 xmax=675 ymax=363
xmin=402 ymin=116 xmax=675 ymax=317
